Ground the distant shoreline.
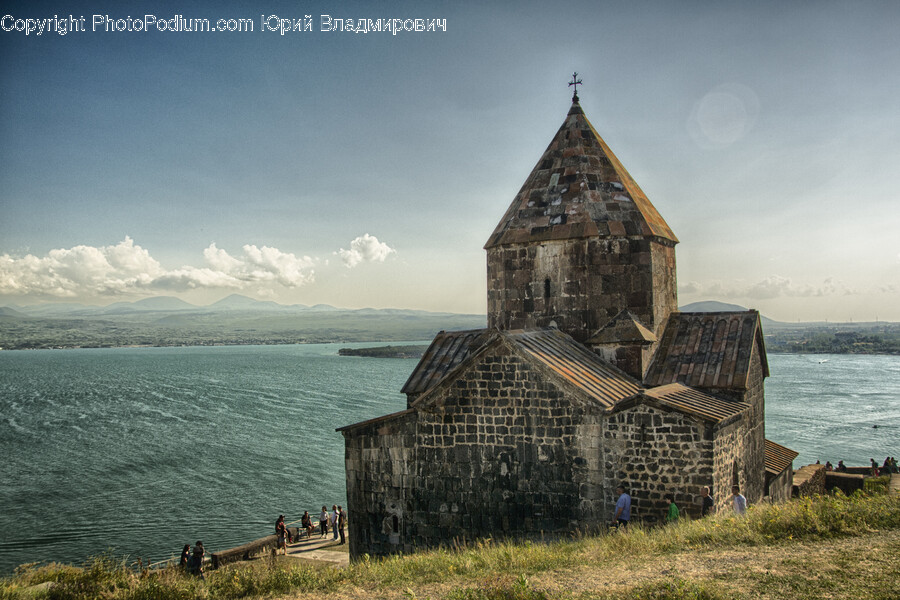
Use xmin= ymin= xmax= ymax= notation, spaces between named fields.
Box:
xmin=338 ymin=345 xmax=429 ymax=359
xmin=1 ymin=339 xmax=899 ymax=356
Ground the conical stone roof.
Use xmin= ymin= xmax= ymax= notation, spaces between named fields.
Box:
xmin=485 ymin=102 xmax=677 ymax=249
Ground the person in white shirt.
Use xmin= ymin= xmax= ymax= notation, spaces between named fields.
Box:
xmin=730 ymin=485 xmax=747 ymax=515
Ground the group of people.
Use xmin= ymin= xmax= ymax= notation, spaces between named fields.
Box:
xmin=316 ymin=505 xmax=348 ymax=545
xmin=179 ymin=541 xmax=205 ymax=577
xmin=873 ymin=457 xmax=898 ymax=476
xmin=612 ymin=483 xmax=748 ymax=529
xmin=274 ymin=505 xmax=348 ymax=554
xmin=819 ymin=457 xmax=898 ymax=476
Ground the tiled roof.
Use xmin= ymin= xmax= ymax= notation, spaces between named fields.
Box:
xmin=643 ymin=311 xmax=768 ymax=390
xmin=485 ymin=101 xmax=677 ymax=249
xmin=400 ymin=329 xmax=494 ymax=396
xmin=403 ymin=327 xmax=641 ymax=410
xmin=588 ymin=310 xmax=657 ymax=345
xmin=638 ymin=383 xmax=749 ymax=423
xmin=504 ymin=328 xmax=641 ymax=409
xmin=765 ymin=439 xmax=799 ymax=475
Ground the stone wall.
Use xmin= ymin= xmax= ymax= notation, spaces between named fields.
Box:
xmin=342 ymin=410 xmax=417 ymax=559
xmin=709 ymin=349 xmax=766 ymax=504
xmin=343 ymin=342 xmax=608 ymax=559
xmin=825 ymin=472 xmax=864 ymax=495
xmin=793 ymin=464 xmax=826 ymax=497
xmin=712 ymin=416 xmax=752 ymax=513
xmin=603 ymin=402 xmax=715 ymax=522
xmin=766 ymin=469 xmax=793 ymax=503
xmin=486 ymin=237 xmax=676 ymax=345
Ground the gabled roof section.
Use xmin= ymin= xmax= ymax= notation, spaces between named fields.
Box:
xmin=485 ymin=101 xmax=677 ymax=249
xmin=587 ymin=310 xmax=657 ymax=345
xmin=644 ymin=311 xmax=768 ymax=390
xmin=765 ymin=439 xmax=799 ymax=475
xmin=503 ymin=328 xmax=641 ymax=409
xmin=635 ymin=383 xmax=750 ymax=423
xmin=401 ymin=329 xmax=494 ymax=396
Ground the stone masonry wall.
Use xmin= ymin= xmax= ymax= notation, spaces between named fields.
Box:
xmin=603 ymin=403 xmax=714 ymax=522
xmin=766 ymin=468 xmax=793 ymax=503
xmin=487 ymin=237 xmax=676 ymax=345
xmin=344 ymin=343 xmax=608 ymax=559
xmin=649 ymin=241 xmax=677 ymax=340
xmin=712 ymin=417 xmax=751 ymax=514
xmin=342 ymin=411 xmax=417 ymax=559
xmin=793 ymin=464 xmax=826 ymax=497
xmin=705 ymin=351 xmax=765 ymax=504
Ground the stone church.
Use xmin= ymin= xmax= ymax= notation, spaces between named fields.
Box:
xmin=339 ymin=93 xmax=797 ymax=559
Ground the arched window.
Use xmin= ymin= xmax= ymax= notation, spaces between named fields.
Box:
xmin=544 ymin=278 xmax=551 ymax=299
xmin=392 ymin=515 xmax=399 ymax=533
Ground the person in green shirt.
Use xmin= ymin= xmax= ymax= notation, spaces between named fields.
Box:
xmin=664 ymin=493 xmax=680 ymax=523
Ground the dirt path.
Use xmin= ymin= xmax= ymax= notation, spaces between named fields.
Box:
xmin=284 ymin=532 xmax=349 ymax=568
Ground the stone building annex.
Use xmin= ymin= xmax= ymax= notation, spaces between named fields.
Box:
xmin=338 ymin=87 xmax=798 ymax=559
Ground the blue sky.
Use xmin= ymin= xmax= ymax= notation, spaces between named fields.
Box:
xmin=2 ymin=0 xmax=899 ymax=321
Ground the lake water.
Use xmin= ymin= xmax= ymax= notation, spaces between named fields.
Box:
xmin=1 ymin=346 xmax=898 ymax=574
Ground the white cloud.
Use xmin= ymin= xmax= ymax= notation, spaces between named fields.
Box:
xmin=0 ymin=238 xmax=315 ymax=299
xmin=0 ymin=237 xmax=164 ymax=298
xmin=208 ymin=243 xmax=316 ymax=287
xmin=336 ymin=234 xmax=396 ymax=268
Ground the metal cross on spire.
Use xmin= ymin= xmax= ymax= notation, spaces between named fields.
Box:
xmin=568 ymin=72 xmax=582 ymax=102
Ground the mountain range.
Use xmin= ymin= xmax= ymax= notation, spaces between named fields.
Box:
xmin=4 ymin=296 xmax=891 ymax=351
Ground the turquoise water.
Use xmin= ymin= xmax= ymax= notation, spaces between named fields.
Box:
xmin=1 ymin=347 xmax=898 ymax=573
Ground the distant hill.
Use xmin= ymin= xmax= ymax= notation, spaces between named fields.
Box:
xmin=679 ymin=300 xmax=751 ymax=313
xmin=102 ymin=296 xmax=198 ymax=313
xmin=0 ymin=307 xmax=29 ymax=319
xmin=209 ymin=294 xmax=297 ymax=311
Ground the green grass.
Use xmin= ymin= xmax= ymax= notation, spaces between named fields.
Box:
xmin=2 ymin=490 xmax=899 ymax=600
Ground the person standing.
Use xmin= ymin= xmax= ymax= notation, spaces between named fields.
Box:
xmin=613 ymin=485 xmax=631 ymax=530
xmin=700 ymin=486 xmax=714 ymax=517
xmin=319 ymin=506 xmax=329 ymax=538
xmin=338 ymin=505 xmax=347 ymax=545
xmin=331 ymin=505 xmax=339 ymax=540
xmin=179 ymin=544 xmax=190 ymax=570
xmin=189 ymin=541 xmax=205 ymax=578
xmin=664 ymin=493 xmax=680 ymax=523
xmin=275 ymin=515 xmax=287 ymax=554
xmin=729 ymin=485 xmax=747 ymax=515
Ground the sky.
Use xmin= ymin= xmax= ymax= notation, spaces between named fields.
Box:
xmin=1 ymin=0 xmax=899 ymax=322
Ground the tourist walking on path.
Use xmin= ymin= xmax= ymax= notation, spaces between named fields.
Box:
xmin=338 ymin=505 xmax=347 ymax=544
xmin=730 ymin=485 xmax=747 ymax=515
xmin=319 ymin=506 xmax=329 ymax=537
xmin=665 ymin=494 xmax=680 ymax=523
xmin=613 ymin=485 xmax=631 ymax=530
xmin=179 ymin=544 xmax=190 ymax=569
xmin=275 ymin=515 xmax=287 ymax=554
xmin=331 ymin=505 xmax=339 ymax=540
xmin=700 ymin=486 xmax=713 ymax=517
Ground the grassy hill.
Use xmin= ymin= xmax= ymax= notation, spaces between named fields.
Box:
xmin=2 ymin=488 xmax=898 ymax=599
